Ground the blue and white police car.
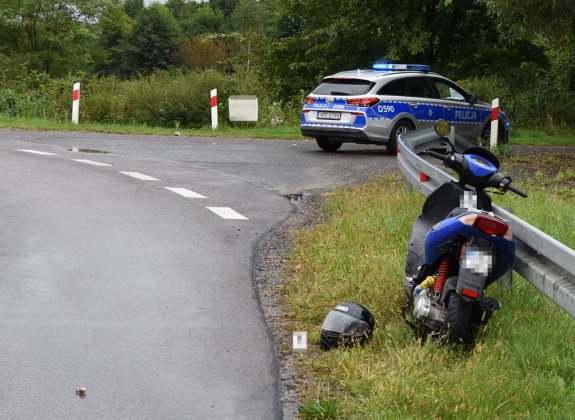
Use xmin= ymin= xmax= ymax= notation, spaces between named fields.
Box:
xmin=301 ymin=63 xmax=510 ymax=153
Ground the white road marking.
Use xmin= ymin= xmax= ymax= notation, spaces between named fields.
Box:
xmin=16 ymin=149 xmax=57 ymax=156
xmin=119 ymin=171 xmax=160 ymax=181
xmin=207 ymin=207 xmax=248 ymax=220
xmin=72 ymin=159 xmax=112 ymax=167
xmin=164 ymin=187 xmax=206 ymax=198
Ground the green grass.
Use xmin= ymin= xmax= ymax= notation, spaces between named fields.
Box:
xmin=2 ymin=114 xmax=575 ymax=145
xmin=510 ymin=128 xmax=575 ymax=146
xmin=0 ymin=115 xmax=304 ymax=140
xmin=286 ymin=174 xmax=575 ymax=419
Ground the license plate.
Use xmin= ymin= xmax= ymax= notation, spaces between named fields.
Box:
xmin=317 ymin=111 xmax=341 ymax=120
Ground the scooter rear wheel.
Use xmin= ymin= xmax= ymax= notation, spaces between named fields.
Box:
xmin=441 ymin=292 xmax=473 ymax=344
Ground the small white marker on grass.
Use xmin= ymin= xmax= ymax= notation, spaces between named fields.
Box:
xmin=293 ymin=331 xmax=307 ymax=351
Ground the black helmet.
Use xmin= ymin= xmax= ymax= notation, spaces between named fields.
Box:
xmin=320 ymin=302 xmax=375 ymax=350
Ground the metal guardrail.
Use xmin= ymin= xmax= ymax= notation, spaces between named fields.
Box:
xmin=397 ymin=127 xmax=575 ymax=318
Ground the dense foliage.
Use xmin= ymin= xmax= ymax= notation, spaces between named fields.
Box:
xmin=0 ymin=0 xmax=573 ymax=129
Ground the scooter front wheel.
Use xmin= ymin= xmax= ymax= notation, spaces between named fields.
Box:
xmin=441 ymin=292 xmax=473 ymax=344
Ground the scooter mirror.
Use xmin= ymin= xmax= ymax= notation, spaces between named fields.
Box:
xmin=434 ymin=119 xmax=450 ymax=138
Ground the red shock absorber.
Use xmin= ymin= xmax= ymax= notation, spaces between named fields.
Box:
xmin=434 ymin=258 xmax=452 ymax=294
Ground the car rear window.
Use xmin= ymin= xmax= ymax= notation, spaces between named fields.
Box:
xmin=312 ymin=78 xmax=374 ymax=96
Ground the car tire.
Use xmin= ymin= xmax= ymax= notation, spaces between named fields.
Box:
xmin=482 ymin=121 xmax=507 ymax=146
xmin=316 ymin=138 xmax=342 ymax=152
xmin=388 ymin=120 xmax=414 ymax=155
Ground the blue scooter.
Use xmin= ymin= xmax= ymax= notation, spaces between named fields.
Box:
xmin=402 ymin=120 xmax=528 ymax=344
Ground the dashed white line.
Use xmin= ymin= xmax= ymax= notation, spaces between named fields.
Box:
xmin=207 ymin=207 xmax=248 ymax=220
xmin=72 ymin=159 xmax=112 ymax=167
xmin=119 ymin=171 xmax=160 ymax=181
xmin=164 ymin=187 xmax=206 ymax=198
xmin=16 ymin=149 xmax=57 ymax=156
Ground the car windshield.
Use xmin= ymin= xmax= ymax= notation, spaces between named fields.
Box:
xmin=312 ymin=78 xmax=374 ymax=96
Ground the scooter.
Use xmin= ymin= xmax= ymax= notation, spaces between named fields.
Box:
xmin=402 ymin=120 xmax=528 ymax=344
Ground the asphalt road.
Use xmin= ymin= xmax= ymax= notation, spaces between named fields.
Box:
xmin=0 ymin=130 xmax=397 ymax=419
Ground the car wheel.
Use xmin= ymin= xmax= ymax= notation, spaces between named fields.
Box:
xmin=482 ymin=121 xmax=507 ymax=146
xmin=316 ymin=138 xmax=342 ymax=152
xmin=388 ymin=120 xmax=414 ymax=155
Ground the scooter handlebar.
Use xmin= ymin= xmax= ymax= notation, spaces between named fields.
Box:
xmin=506 ymin=184 xmax=528 ymax=198
xmin=425 ymin=150 xmax=450 ymax=162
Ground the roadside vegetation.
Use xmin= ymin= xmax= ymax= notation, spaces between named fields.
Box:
xmin=1 ymin=1 xmax=575 ymax=135
xmin=286 ymin=169 xmax=575 ymax=418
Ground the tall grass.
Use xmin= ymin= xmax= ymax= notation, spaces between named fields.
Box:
xmin=0 ymin=70 xmax=303 ymax=129
xmin=287 ymin=174 xmax=575 ymax=418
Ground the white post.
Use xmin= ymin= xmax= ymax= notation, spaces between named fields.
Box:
xmin=72 ymin=82 xmax=80 ymax=124
xmin=490 ymin=98 xmax=499 ymax=149
xmin=210 ymin=89 xmax=218 ymax=130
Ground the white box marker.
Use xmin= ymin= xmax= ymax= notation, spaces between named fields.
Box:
xmin=207 ymin=207 xmax=248 ymax=220
xmin=164 ymin=187 xmax=206 ymax=199
xmin=16 ymin=149 xmax=57 ymax=156
xmin=72 ymin=159 xmax=112 ymax=167
xmin=119 ymin=172 xmax=159 ymax=181
xmin=293 ymin=331 xmax=307 ymax=351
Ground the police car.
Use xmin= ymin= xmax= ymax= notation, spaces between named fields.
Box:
xmin=301 ymin=63 xmax=510 ymax=153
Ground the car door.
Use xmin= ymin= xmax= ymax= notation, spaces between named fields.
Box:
xmin=404 ymin=77 xmax=444 ymax=129
xmin=429 ymin=77 xmax=487 ymax=147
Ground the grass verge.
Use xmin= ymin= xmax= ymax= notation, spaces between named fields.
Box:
xmin=0 ymin=115 xmax=304 ymax=140
xmin=1 ymin=114 xmax=575 ymax=145
xmin=510 ymin=128 xmax=575 ymax=146
xmin=286 ymin=173 xmax=575 ymax=418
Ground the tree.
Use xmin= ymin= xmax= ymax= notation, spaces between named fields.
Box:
xmin=93 ymin=3 xmax=134 ymax=76
xmin=123 ymin=3 xmax=181 ymax=75
xmin=123 ymin=0 xmax=143 ymax=19
xmin=229 ymin=0 xmax=270 ymax=71
xmin=480 ymin=0 xmax=575 ymax=125
xmin=178 ymin=34 xmax=227 ymax=70
xmin=209 ymin=0 xmax=238 ymax=19
xmin=0 ymin=0 xmax=108 ymax=76
xmin=185 ymin=4 xmax=225 ymax=35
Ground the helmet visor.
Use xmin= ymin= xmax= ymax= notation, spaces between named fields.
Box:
xmin=321 ymin=311 xmax=369 ymax=335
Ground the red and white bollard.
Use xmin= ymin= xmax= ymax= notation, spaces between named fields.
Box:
xmin=211 ymin=89 xmax=218 ymax=130
xmin=72 ymin=82 xmax=80 ymax=124
xmin=490 ymin=98 xmax=499 ymax=149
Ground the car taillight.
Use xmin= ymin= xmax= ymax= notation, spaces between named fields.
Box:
xmin=459 ymin=213 xmax=510 ymax=237
xmin=346 ymin=97 xmax=380 ymax=107
xmin=305 ymin=96 xmax=316 ymax=104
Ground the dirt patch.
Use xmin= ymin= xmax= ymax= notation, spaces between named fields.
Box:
xmin=507 ymin=146 xmax=575 ymax=188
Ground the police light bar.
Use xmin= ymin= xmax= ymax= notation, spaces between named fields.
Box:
xmin=372 ymin=63 xmax=430 ymax=72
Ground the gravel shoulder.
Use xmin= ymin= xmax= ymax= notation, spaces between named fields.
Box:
xmin=254 ymin=194 xmax=326 ymax=420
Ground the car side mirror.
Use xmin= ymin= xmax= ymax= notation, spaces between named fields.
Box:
xmin=468 ymin=95 xmax=477 ymax=104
